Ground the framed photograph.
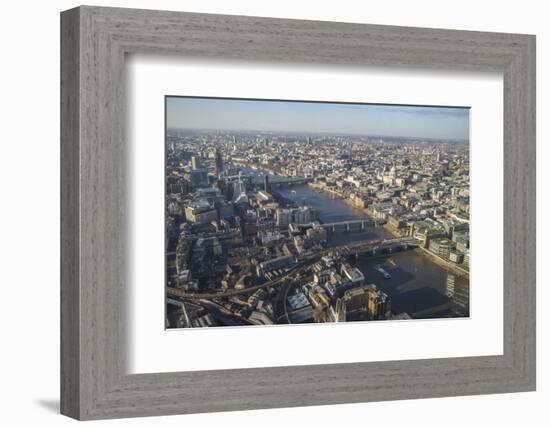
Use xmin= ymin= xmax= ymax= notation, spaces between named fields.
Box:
xmin=61 ymin=6 xmax=536 ymax=420
xmin=164 ymin=96 xmax=471 ymax=328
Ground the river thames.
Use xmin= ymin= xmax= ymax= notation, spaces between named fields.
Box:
xmin=276 ymin=183 xmax=469 ymax=319
xmin=241 ymin=167 xmax=469 ymax=319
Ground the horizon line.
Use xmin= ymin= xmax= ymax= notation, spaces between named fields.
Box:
xmin=166 ymin=127 xmax=469 ymax=143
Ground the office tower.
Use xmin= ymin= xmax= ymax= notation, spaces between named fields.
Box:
xmin=214 ymin=148 xmax=224 ymax=175
xmin=264 ymin=174 xmax=269 ymax=192
xmin=367 ymin=289 xmax=391 ymax=320
xmin=342 ymin=287 xmax=370 ymax=315
xmin=191 ymin=156 xmax=201 ymax=170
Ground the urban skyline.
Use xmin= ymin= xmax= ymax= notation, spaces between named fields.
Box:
xmin=166 ymin=97 xmax=470 ymax=140
xmin=165 ymin=96 xmax=470 ymax=329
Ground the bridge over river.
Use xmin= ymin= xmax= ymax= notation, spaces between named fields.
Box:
xmin=293 ymin=218 xmax=385 ymax=233
xmin=166 ymin=237 xmax=420 ymax=301
xmin=341 ymin=236 xmax=420 ymax=255
xmin=268 ymin=176 xmax=313 ymax=188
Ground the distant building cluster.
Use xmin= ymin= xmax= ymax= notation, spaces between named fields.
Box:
xmin=165 ymin=128 xmax=469 ymax=328
xmin=306 ymin=142 xmax=470 ymax=268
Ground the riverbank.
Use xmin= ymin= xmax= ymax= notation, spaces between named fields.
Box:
xmin=308 ymin=184 xmax=404 ymax=235
xmin=308 ymin=182 xmax=346 ymax=199
xmin=275 ymin=182 xmax=469 ymax=317
xmin=308 ymin=183 xmax=372 ymax=213
xmin=231 ymin=160 xmax=284 ymax=178
xmin=418 ymin=246 xmax=470 ymax=277
xmin=306 ymin=182 xmax=469 ymax=278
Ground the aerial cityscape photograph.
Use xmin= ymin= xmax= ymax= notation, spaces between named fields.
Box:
xmin=165 ymin=96 xmax=470 ymax=329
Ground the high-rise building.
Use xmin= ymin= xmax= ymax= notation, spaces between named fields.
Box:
xmin=214 ymin=148 xmax=224 ymax=176
xmin=342 ymin=286 xmax=370 ymax=315
xmin=191 ymin=156 xmax=201 ymax=170
xmin=264 ymin=174 xmax=269 ymax=192
xmin=367 ymin=289 xmax=391 ymax=320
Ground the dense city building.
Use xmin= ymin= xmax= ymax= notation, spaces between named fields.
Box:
xmin=165 ymin=129 xmax=470 ymax=328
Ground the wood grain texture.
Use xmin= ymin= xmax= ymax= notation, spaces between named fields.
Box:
xmin=60 ymin=7 xmax=80 ymax=419
xmin=60 ymin=6 xmax=536 ymax=420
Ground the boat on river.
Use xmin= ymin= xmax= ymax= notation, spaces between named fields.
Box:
xmin=375 ymin=265 xmax=391 ymax=279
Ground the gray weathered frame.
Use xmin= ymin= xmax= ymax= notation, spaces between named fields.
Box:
xmin=60 ymin=5 xmax=536 ymax=420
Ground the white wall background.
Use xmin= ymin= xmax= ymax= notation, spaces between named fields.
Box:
xmin=0 ymin=0 xmax=546 ymax=425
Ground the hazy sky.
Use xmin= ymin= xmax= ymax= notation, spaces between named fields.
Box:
xmin=166 ymin=96 xmax=469 ymax=140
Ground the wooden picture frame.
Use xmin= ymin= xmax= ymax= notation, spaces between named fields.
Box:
xmin=60 ymin=5 xmax=536 ymax=420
